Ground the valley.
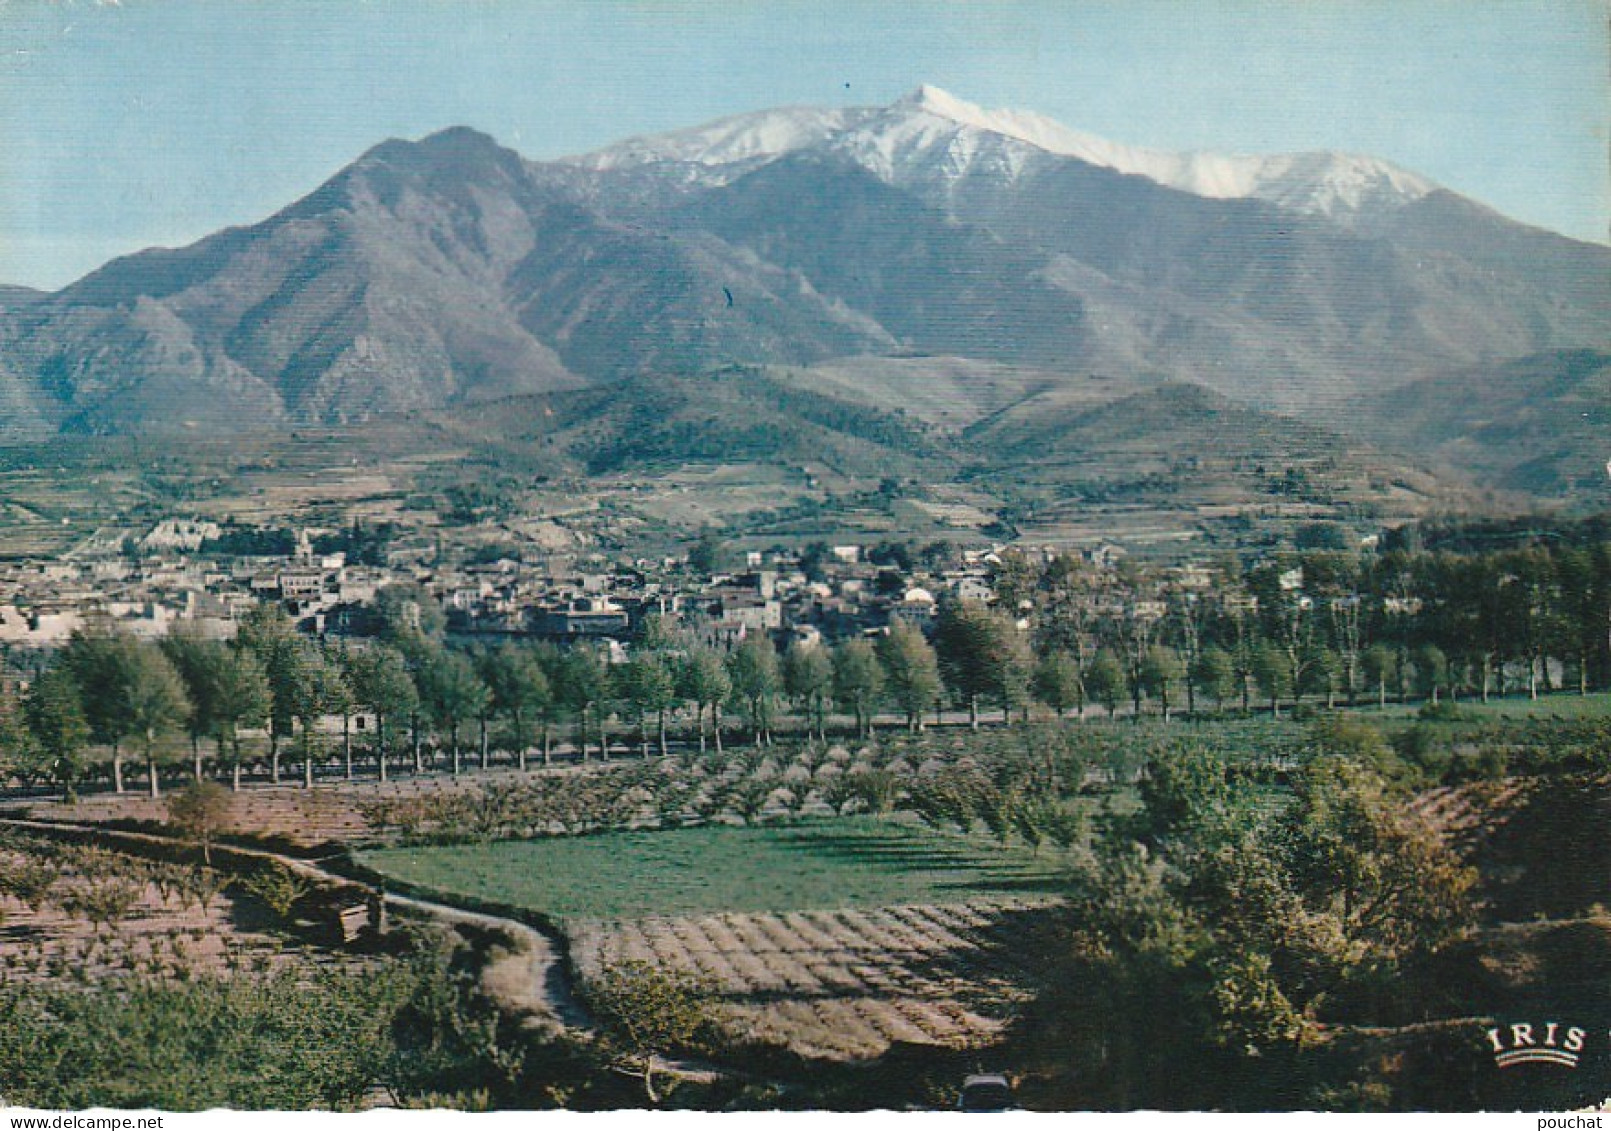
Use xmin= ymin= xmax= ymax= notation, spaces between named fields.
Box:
xmin=1 ymin=77 xmax=1607 ymax=1117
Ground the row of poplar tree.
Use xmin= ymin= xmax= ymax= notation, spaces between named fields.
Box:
xmin=0 ymin=601 xmax=993 ymax=798
xmin=991 ymin=538 xmax=1611 ymax=716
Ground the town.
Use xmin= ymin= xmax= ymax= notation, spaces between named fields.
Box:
xmin=2 ymin=508 xmax=1604 ymax=793
xmin=2 ymin=2 xmax=1606 ymax=1113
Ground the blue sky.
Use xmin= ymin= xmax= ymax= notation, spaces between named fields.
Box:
xmin=1 ymin=0 xmax=1605 ymax=290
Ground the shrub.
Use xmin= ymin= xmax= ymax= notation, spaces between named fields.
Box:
xmin=239 ymin=863 xmax=309 ymax=923
xmin=1416 ymin=701 xmax=1467 ymax=723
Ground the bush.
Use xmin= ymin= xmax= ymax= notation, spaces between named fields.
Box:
xmin=587 ymin=959 xmax=719 ymax=1105
xmin=238 ymin=863 xmax=309 ymax=923
xmin=1389 ymin=725 xmax=1451 ymax=788
xmin=165 ymin=780 xmax=235 ymax=864
xmin=1416 ymin=701 xmax=1468 ymax=723
xmin=0 ymin=930 xmax=574 ymax=1111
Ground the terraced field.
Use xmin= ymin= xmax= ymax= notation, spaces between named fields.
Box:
xmin=0 ymin=834 xmax=334 ymax=988
xmin=569 ymin=897 xmax=1066 ymax=1061
xmin=24 ymin=785 xmax=375 ymax=847
xmin=20 ymin=770 xmax=594 ymax=848
xmin=359 ymin=817 xmax=1074 ymax=1062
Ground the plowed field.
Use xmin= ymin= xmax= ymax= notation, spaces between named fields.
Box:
xmin=570 ymin=897 xmax=1066 ymax=1062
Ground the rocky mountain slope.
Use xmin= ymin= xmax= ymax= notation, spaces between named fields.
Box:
xmin=0 ymin=87 xmax=1604 ymax=502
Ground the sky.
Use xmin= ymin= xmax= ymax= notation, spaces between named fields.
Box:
xmin=1 ymin=0 xmax=1606 ymax=291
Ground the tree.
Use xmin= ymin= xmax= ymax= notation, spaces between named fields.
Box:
xmin=122 ymin=643 xmax=191 ymax=799
xmin=1086 ymin=651 xmax=1128 ymax=719
xmin=637 ymin=612 xmax=682 ymax=653
xmin=1033 ymin=650 xmax=1084 ymax=719
xmin=23 ymin=665 xmax=91 ymax=800
xmin=211 ymin=647 xmax=271 ymax=791
xmin=797 ymin=541 xmax=832 ymax=582
xmin=1555 ymin=546 xmax=1605 ymax=695
xmin=1116 ymin=605 xmax=1160 ymax=722
xmin=1247 ymin=562 xmax=1312 ymax=683
xmin=1228 ymin=610 xmax=1259 ymax=714
xmin=373 ymin=582 xmax=446 ymax=646
xmin=1286 ymin=754 xmax=1476 ymax=958
xmin=1138 ymin=646 xmax=1185 ymax=722
xmin=62 ymin=628 xmax=141 ymax=794
xmin=1138 ymin=742 xmax=1232 ymax=835
xmin=1250 ymin=643 xmax=1293 ymax=718
xmin=1413 ymin=643 xmax=1449 ymax=704
xmin=285 ymin=641 xmax=345 ymax=789
xmin=166 ymin=779 xmax=234 ymax=865
xmin=1457 ymin=553 xmax=1511 ymax=702
xmin=1036 ymin=552 xmax=1092 ymax=657
xmin=677 ymin=648 xmax=731 ymax=754
xmin=726 ymin=635 xmax=780 ymax=747
xmin=236 ymin=604 xmax=303 ymax=785
xmin=991 ymin=549 xmax=1040 ymax=614
xmin=877 ymin=622 xmax=942 ymax=732
xmin=1325 ymin=592 xmax=1367 ymax=706
xmin=557 ymin=644 xmax=610 ymax=761
xmin=589 ymin=960 xmax=715 ymax=1105
xmin=529 ymin=641 xmax=566 ymax=765
xmin=782 ymin=641 xmax=833 ymax=740
xmin=1300 ymin=643 xmax=1344 ymax=708
xmin=831 ymin=638 xmax=883 ymax=739
xmin=241 ymin=862 xmax=310 ymax=925
xmin=161 ymin=633 xmax=226 ymax=782
xmin=1192 ymin=646 xmax=1237 ymax=714
xmin=1169 ymin=589 xmax=1210 ymax=717
xmin=997 ymin=620 xmax=1037 ymax=725
xmin=1360 ymin=643 xmax=1398 ymax=709
xmin=935 ymin=600 xmax=993 ymax=728
xmin=345 ymin=644 xmax=417 ymax=782
xmin=321 ymin=642 xmax=358 ymax=779
xmin=935 ymin=601 xmax=1032 ymax=726
xmin=0 ymin=679 xmax=42 ymax=788
xmin=619 ymin=651 xmax=677 ymax=757
xmin=1022 ymin=730 xmax=1478 ymax=1109
xmin=480 ymin=643 xmax=551 ymax=771
xmin=687 ymin=528 xmax=727 ymax=576
xmin=418 ymin=648 xmax=490 ymax=777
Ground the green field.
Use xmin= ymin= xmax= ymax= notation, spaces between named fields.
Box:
xmin=358 ymin=817 xmax=1069 ymax=921
xmin=1353 ymin=691 xmax=1611 ymax=721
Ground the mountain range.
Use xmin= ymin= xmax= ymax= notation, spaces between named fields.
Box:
xmin=1 ymin=85 xmax=1606 ymax=505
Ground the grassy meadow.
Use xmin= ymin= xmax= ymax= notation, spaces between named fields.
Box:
xmin=358 ymin=815 xmax=1069 ymax=921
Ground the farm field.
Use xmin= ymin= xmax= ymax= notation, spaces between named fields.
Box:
xmin=17 ymin=770 xmax=600 ymax=849
xmin=570 ymin=898 xmax=1065 ymax=1062
xmin=0 ymin=833 xmax=348 ymax=989
xmin=1354 ymin=690 xmax=1611 ymax=721
xmin=361 ymin=817 xmax=1075 ymax=1062
xmin=357 ymin=816 xmax=1069 ymax=921
xmin=21 ymin=784 xmax=377 ymax=848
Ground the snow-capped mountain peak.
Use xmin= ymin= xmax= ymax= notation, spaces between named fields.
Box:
xmin=565 ymin=104 xmax=878 ymax=172
xmin=892 ymin=84 xmax=1130 ymax=166
xmin=883 ymin=84 xmax=1437 ymax=219
xmin=566 ymin=85 xmax=1438 ymax=222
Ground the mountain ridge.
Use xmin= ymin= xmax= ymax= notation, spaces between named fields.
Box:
xmin=571 ymin=84 xmax=1441 ymax=225
xmin=0 ymin=87 xmax=1605 ymax=509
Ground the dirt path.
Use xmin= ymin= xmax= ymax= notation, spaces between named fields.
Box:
xmin=0 ymin=817 xmax=592 ymax=1038
xmin=379 ymin=886 xmax=592 ymax=1034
